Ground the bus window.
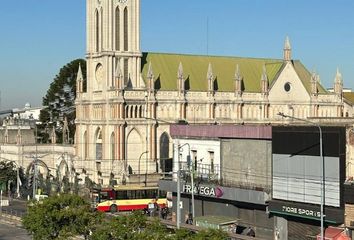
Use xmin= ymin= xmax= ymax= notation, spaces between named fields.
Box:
xmin=159 ymin=190 xmax=167 ymax=198
xmin=127 ymin=190 xmax=135 ymax=199
xmin=99 ymin=191 xmax=109 ymax=201
xmin=116 ymin=190 xmax=128 ymax=200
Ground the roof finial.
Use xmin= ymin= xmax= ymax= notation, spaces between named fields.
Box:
xmin=207 ymin=62 xmax=213 ymax=81
xmin=147 ymin=62 xmax=154 ymax=80
xmin=177 ymin=62 xmax=184 ymax=79
xmin=207 ymin=63 xmax=214 ymax=93
xmin=261 ymin=64 xmax=269 ymax=94
xmin=284 ymin=36 xmax=292 ymax=62
xmin=335 ymin=67 xmax=342 ymax=83
xmin=235 ymin=64 xmax=242 ymax=81
xmin=115 ymin=63 xmax=122 ymax=79
xmin=76 ymin=63 xmax=83 ymax=82
xmin=261 ymin=64 xmax=268 ymax=82
xmin=284 ymin=36 xmax=291 ymax=50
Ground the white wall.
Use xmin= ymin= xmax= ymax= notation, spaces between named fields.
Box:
xmin=172 ymin=138 xmax=220 ymax=179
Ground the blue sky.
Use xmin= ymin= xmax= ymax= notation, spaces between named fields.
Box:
xmin=0 ymin=0 xmax=353 ymax=110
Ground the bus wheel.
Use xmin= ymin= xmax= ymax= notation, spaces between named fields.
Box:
xmin=110 ymin=204 xmax=118 ymax=213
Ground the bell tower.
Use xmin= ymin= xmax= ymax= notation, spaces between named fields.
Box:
xmin=86 ymin=0 xmax=142 ymax=93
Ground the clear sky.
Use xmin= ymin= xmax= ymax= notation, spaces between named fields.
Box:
xmin=0 ymin=0 xmax=353 ymax=110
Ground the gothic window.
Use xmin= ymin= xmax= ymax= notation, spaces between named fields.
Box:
xmin=124 ymin=7 xmax=128 ymax=51
xmin=160 ymin=133 xmax=171 ymax=173
xmin=130 ymin=106 xmax=134 ymax=118
xmin=110 ymin=132 xmax=115 ymax=160
xmin=115 ymin=7 xmax=120 ymax=51
xmin=134 ymin=106 xmax=138 ymax=118
xmin=139 ymin=106 xmax=143 ymax=118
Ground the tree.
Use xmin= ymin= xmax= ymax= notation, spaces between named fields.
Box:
xmin=39 ymin=59 xmax=86 ymax=144
xmin=90 ymin=211 xmax=231 ymax=240
xmin=192 ymin=228 xmax=229 ymax=240
xmin=0 ymin=161 xmax=25 ymax=194
xmin=23 ymin=194 xmax=102 ymax=240
xmin=90 ymin=211 xmax=171 ymax=240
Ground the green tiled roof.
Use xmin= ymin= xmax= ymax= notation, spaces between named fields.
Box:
xmin=293 ymin=61 xmax=327 ymax=94
xmin=344 ymin=92 xmax=354 ymax=104
xmin=141 ymin=52 xmax=327 ymax=94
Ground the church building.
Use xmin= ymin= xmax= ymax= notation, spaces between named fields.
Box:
xmin=75 ymin=0 xmax=354 ymax=185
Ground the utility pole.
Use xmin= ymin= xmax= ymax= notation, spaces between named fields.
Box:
xmin=177 ymin=168 xmax=181 ymax=229
xmin=177 ymin=143 xmax=193 ymax=227
xmin=190 ymin=161 xmax=195 ymax=221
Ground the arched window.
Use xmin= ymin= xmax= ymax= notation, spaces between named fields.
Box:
xmin=130 ymin=105 xmax=134 ymax=118
xmin=159 ymin=133 xmax=171 ymax=173
xmin=139 ymin=106 xmax=143 ymax=118
xmin=125 ymin=105 xmax=129 ymax=118
xmin=95 ymin=10 xmax=100 ymax=52
xmin=115 ymin=7 xmax=120 ymax=51
xmin=95 ymin=128 xmax=102 ymax=161
xmin=124 ymin=7 xmax=128 ymax=51
xmin=134 ymin=106 xmax=138 ymax=118
xmin=110 ymin=132 xmax=115 ymax=160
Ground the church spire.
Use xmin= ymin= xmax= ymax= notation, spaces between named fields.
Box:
xmin=283 ymin=36 xmax=292 ymax=62
xmin=234 ymin=64 xmax=242 ymax=96
xmin=76 ymin=63 xmax=84 ymax=93
xmin=146 ymin=62 xmax=154 ymax=91
xmin=207 ymin=63 xmax=214 ymax=93
xmin=334 ymin=67 xmax=343 ymax=98
xmin=177 ymin=62 xmax=185 ymax=94
xmin=311 ymin=71 xmax=318 ymax=96
xmin=261 ymin=64 xmax=269 ymax=95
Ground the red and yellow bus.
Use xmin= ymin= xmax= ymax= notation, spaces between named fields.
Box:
xmin=95 ymin=185 xmax=167 ymax=213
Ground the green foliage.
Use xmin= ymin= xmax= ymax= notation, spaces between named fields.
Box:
xmin=0 ymin=161 xmax=17 ymax=184
xmin=90 ymin=211 xmax=230 ymax=240
xmin=39 ymin=59 xmax=86 ymax=144
xmin=192 ymin=228 xmax=229 ymax=240
xmin=23 ymin=194 xmax=102 ymax=240
xmin=173 ymin=228 xmax=195 ymax=240
xmin=0 ymin=161 xmax=25 ymax=193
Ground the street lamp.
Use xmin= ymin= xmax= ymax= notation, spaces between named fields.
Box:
xmin=177 ymin=143 xmax=195 ymax=226
xmin=278 ymin=112 xmax=325 ymax=240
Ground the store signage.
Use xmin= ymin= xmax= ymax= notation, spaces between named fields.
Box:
xmin=269 ymin=200 xmax=344 ymax=224
xmin=182 ymin=184 xmax=224 ymax=198
xmin=281 ymin=205 xmax=321 ymax=218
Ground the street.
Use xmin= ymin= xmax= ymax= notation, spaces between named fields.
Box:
xmin=0 ymin=222 xmax=31 ymax=240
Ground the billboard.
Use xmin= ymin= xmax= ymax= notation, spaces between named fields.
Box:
xmin=272 ymin=126 xmax=345 ymax=208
